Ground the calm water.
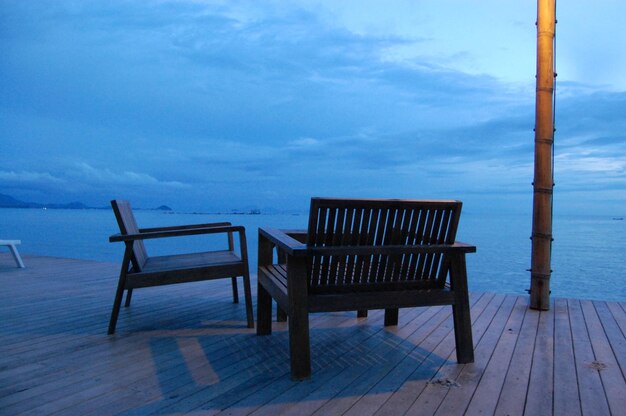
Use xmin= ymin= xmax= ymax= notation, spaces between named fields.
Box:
xmin=1 ymin=208 xmax=624 ymax=301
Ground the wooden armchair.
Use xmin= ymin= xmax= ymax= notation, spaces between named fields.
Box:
xmin=257 ymin=197 xmax=476 ymax=380
xmin=108 ymin=200 xmax=253 ymax=334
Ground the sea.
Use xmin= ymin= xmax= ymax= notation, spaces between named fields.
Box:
xmin=1 ymin=207 xmax=624 ymax=302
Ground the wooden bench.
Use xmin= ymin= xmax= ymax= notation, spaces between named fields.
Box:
xmin=257 ymin=197 xmax=476 ymax=380
xmin=0 ymin=240 xmax=25 ymax=268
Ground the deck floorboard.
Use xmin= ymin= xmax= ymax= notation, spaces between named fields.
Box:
xmin=0 ymin=254 xmax=624 ymax=415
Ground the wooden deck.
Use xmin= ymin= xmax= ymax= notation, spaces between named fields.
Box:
xmin=0 ymin=254 xmax=624 ymax=415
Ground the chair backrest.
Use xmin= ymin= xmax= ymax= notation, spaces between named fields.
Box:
xmin=306 ymin=197 xmax=462 ymax=293
xmin=111 ymin=200 xmax=148 ymax=271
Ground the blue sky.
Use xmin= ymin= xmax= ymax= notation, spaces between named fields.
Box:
xmin=1 ymin=0 xmax=624 ymax=214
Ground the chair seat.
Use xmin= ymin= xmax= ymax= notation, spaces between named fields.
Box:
xmin=144 ymin=250 xmax=241 ymax=273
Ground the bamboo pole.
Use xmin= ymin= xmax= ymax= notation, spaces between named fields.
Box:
xmin=530 ymin=0 xmax=556 ymax=310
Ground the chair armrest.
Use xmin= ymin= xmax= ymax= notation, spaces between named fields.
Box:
xmin=258 ymin=228 xmax=308 ymax=256
xmin=451 ymin=241 xmax=477 ymax=253
xmin=139 ymin=222 xmax=232 ymax=233
xmin=109 ymin=225 xmax=245 ymax=243
xmin=283 ymin=230 xmax=308 ymax=243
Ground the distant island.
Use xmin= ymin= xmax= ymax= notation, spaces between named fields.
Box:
xmin=0 ymin=193 xmax=93 ymax=209
xmin=0 ymin=193 xmax=172 ymax=211
xmin=0 ymin=193 xmax=269 ymax=215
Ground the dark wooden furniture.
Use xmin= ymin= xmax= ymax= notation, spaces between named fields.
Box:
xmin=257 ymin=197 xmax=476 ymax=380
xmin=108 ymin=200 xmax=254 ymax=334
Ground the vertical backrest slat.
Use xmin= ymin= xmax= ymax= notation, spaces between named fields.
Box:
xmin=328 ymin=208 xmax=346 ymax=285
xmin=336 ymin=207 xmax=353 ymax=286
xmin=111 ymin=200 xmax=148 ymax=271
xmin=435 ymin=207 xmax=461 ymax=284
xmin=364 ymin=208 xmax=381 ymax=284
xmin=319 ymin=207 xmax=337 ymax=286
xmin=393 ymin=207 xmax=413 ymax=281
xmin=379 ymin=207 xmax=400 ymax=282
xmin=379 ymin=208 xmax=393 ymax=282
xmin=414 ymin=208 xmax=435 ymax=280
xmin=353 ymin=207 xmax=371 ymax=284
xmin=405 ymin=208 xmax=424 ymax=280
xmin=308 ymin=202 xmax=325 ymax=289
xmin=422 ymin=208 xmax=443 ymax=279
xmin=345 ymin=207 xmax=362 ymax=284
xmin=370 ymin=207 xmax=388 ymax=283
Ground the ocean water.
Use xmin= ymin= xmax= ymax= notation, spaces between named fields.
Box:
xmin=1 ymin=207 xmax=624 ymax=302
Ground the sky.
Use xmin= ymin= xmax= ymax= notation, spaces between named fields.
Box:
xmin=1 ymin=0 xmax=625 ymax=215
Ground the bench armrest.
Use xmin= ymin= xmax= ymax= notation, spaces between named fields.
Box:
xmin=258 ymin=228 xmax=308 ymax=256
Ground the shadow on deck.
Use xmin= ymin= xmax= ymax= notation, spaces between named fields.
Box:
xmin=0 ymin=254 xmax=624 ymax=415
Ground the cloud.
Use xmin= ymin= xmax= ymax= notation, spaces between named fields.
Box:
xmin=288 ymin=137 xmax=321 ymax=148
xmin=0 ymin=163 xmax=190 ymax=206
xmin=0 ymin=170 xmax=64 ymax=186
xmin=0 ymin=1 xmax=624 ymax=213
xmin=71 ymin=162 xmax=190 ymax=189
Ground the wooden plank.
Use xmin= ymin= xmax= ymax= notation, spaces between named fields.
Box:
xmin=1 ymin=295 xmax=250 ymax=413
xmin=433 ymin=295 xmax=518 ymax=416
xmin=401 ymin=293 xmax=505 ymax=415
xmin=371 ymin=293 xmax=492 ymax=416
xmin=568 ymin=298 xmax=611 ymax=415
xmin=321 ymin=305 xmax=450 ymax=416
xmin=67 ymin=331 xmax=291 ymax=415
xmin=161 ymin=314 xmax=380 ymax=414
xmin=594 ymin=301 xmax=626 ymax=381
xmin=606 ymin=300 xmax=626 ymax=337
xmin=552 ymin=297 xmax=582 ymax=416
xmin=2 ymin=255 xmax=625 ymax=416
xmin=307 ymin=304 xmax=455 ymax=416
xmin=242 ymin=307 xmax=431 ymax=416
xmin=493 ymin=300 xmax=540 ymax=416
xmin=524 ymin=298 xmax=554 ymax=415
xmin=343 ymin=293 xmax=486 ymax=416
xmin=581 ymin=300 xmax=626 ymax=415
xmin=463 ymin=296 xmax=527 ymax=415
xmin=371 ymin=292 xmax=493 ymax=416
xmin=0 ymin=260 xmax=249 ymax=412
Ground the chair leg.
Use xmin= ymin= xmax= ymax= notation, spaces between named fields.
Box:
xmin=8 ymin=244 xmax=25 ymax=268
xmin=357 ymin=309 xmax=368 ymax=318
xmin=109 ymin=275 xmax=128 ymax=335
xmin=257 ymin=282 xmax=272 ymax=335
xmin=242 ymin=272 xmax=254 ymax=328
xmin=277 ymin=305 xmax=287 ymax=322
xmin=289 ymin=305 xmax=311 ymax=380
xmin=450 ymin=254 xmax=474 ymax=363
xmin=109 ymin=250 xmax=131 ymax=335
xmin=231 ymin=277 xmax=239 ymax=304
xmin=452 ymin=301 xmax=474 ymax=363
xmin=384 ymin=308 xmax=399 ymax=326
xmin=124 ymin=288 xmax=133 ymax=307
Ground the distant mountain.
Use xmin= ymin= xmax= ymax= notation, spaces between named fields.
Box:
xmin=0 ymin=193 xmax=175 ymax=211
xmin=0 ymin=193 xmax=43 ymax=208
xmin=0 ymin=193 xmax=90 ymax=210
